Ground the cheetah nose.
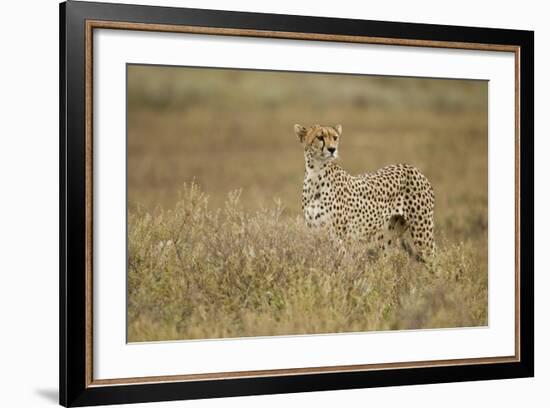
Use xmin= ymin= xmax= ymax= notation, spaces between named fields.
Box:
xmin=328 ymin=147 xmax=336 ymax=154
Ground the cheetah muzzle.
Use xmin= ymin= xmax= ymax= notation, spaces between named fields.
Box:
xmin=295 ymin=123 xmax=435 ymax=261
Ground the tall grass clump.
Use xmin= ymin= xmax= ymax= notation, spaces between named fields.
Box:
xmin=128 ymin=184 xmax=487 ymax=342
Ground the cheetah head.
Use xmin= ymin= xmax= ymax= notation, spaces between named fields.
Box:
xmin=294 ymin=124 xmax=342 ymax=162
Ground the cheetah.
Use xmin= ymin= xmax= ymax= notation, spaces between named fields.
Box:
xmin=295 ymin=123 xmax=435 ymax=261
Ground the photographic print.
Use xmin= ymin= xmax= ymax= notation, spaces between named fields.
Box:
xmin=126 ymin=65 xmax=488 ymax=342
xmin=60 ymin=4 xmax=533 ymax=404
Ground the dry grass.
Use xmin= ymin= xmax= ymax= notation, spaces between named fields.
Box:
xmin=127 ymin=65 xmax=488 ymax=342
xmin=128 ymin=184 xmax=487 ymax=341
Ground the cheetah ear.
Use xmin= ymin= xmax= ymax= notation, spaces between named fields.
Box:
xmin=333 ymin=124 xmax=342 ymax=135
xmin=294 ymin=124 xmax=308 ymax=143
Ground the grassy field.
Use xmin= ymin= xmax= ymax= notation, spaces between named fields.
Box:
xmin=127 ymin=65 xmax=488 ymax=342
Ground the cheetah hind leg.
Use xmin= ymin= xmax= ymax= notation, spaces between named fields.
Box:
xmin=365 ymin=215 xmax=406 ymax=260
xmin=380 ymin=215 xmax=435 ymax=264
xmin=402 ymin=218 xmax=435 ymax=264
xmin=374 ymin=214 xmax=420 ymax=260
xmin=377 ymin=215 xmax=408 ymax=256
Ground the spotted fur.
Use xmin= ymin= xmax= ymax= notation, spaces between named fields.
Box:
xmin=295 ymin=124 xmax=435 ymax=260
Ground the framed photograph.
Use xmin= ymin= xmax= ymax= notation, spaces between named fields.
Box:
xmin=60 ymin=1 xmax=534 ymax=406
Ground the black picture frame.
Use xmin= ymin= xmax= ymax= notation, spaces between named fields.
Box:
xmin=60 ymin=1 xmax=534 ymax=406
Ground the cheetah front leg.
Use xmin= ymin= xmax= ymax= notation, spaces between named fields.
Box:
xmin=317 ymin=219 xmax=348 ymax=257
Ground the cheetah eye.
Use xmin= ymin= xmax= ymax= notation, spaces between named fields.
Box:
xmin=316 ymin=136 xmax=323 ymax=141
xmin=333 ymin=136 xmax=338 ymax=141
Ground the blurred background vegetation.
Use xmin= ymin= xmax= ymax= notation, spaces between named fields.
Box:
xmin=127 ymin=65 xmax=488 ymax=341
